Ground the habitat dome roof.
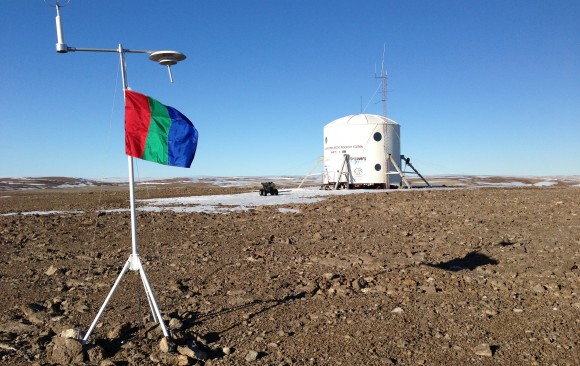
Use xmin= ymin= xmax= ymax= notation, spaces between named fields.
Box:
xmin=325 ymin=114 xmax=399 ymax=127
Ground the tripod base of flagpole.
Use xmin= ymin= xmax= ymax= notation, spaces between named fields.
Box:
xmin=82 ymin=254 xmax=170 ymax=344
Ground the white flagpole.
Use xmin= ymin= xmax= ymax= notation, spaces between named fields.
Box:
xmin=119 ymin=43 xmax=139 ymax=261
xmin=82 ymin=45 xmax=169 ymax=344
xmin=49 ymin=2 xmax=186 ymax=344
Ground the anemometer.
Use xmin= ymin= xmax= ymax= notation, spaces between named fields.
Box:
xmin=46 ymin=0 xmax=186 ymax=83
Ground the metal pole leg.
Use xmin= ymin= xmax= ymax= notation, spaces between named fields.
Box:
xmin=83 ymin=259 xmax=132 ymax=343
xmin=139 ymin=267 xmax=158 ymax=323
xmin=139 ymin=267 xmax=169 ymax=337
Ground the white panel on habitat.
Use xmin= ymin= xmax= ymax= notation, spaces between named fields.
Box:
xmin=323 ymin=114 xmax=401 ymax=188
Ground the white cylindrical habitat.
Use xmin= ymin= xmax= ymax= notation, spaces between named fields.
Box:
xmin=323 ymin=114 xmax=401 ymax=188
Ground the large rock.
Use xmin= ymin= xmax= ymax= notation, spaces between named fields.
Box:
xmin=86 ymin=344 xmax=106 ymax=363
xmin=60 ymin=328 xmax=78 ymax=339
xmin=49 ymin=336 xmax=84 ymax=365
xmin=45 ymin=265 xmax=59 ymax=276
xmin=177 ymin=344 xmax=208 ymax=362
xmin=150 ymin=352 xmax=179 ymax=365
xmin=0 ymin=321 xmax=37 ymax=335
xmin=159 ymin=337 xmax=175 ymax=353
xmin=106 ymin=322 xmax=132 ymax=339
xmin=245 ymin=350 xmax=259 ymax=362
xmin=169 ymin=318 xmax=184 ymax=330
xmin=176 ymin=354 xmax=191 ymax=366
xmin=473 ymin=343 xmax=493 ymax=357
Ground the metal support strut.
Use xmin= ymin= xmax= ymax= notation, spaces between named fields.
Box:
xmin=400 ymin=155 xmax=431 ymax=188
xmin=388 ymin=154 xmax=411 ymax=189
xmin=298 ymin=156 xmax=323 ymax=189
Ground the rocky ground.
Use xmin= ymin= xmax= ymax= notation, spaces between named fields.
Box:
xmin=0 ymin=178 xmax=579 ymax=365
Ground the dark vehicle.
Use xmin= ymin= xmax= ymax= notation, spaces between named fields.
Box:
xmin=259 ymin=182 xmax=278 ymax=196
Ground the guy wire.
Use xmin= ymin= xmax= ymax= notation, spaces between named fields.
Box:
xmin=362 ymin=82 xmax=382 ymax=114
xmin=85 ymin=61 xmax=121 ymax=311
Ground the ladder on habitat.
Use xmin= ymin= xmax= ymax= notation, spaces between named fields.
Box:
xmin=334 ymin=154 xmax=353 ymax=190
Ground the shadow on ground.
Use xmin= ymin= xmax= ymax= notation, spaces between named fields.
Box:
xmin=425 ymin=251 xmax=498 ymax=271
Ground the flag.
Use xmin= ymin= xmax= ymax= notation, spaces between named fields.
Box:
xmin=125 ymin=90 xmax=198 ymax=168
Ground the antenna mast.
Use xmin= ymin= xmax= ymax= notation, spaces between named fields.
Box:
xmin=374 ymin=43 xmax=388 ymax=117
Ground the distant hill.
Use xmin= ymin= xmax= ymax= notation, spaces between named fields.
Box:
xmin=1 ymin=175 xmax=578 ymax=191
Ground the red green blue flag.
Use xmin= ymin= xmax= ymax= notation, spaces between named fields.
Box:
xmin=125 ymin=90 xmax=198 ymax=168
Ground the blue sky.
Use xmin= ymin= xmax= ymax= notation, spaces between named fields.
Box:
xmin=1 ymin=1 xmax=578 ymax=179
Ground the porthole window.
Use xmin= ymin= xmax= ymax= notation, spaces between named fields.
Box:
xmin=373 ymin=132 xmax=382 ymax=142
xmin=374 ymin=164 xmax=381 ymax=171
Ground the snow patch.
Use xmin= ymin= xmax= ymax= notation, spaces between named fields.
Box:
xmin=55 ymin=183 xmax=93 ymax=189
xmin=139 ymin=187 xmax=375 ymax=213
xmin=477 ymin=181 xmax=529 ymax=187
xmin=1 ymin=210 xmax=84 ymax=217
xmin=278 ymin=208 xmax=302 ymax=213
